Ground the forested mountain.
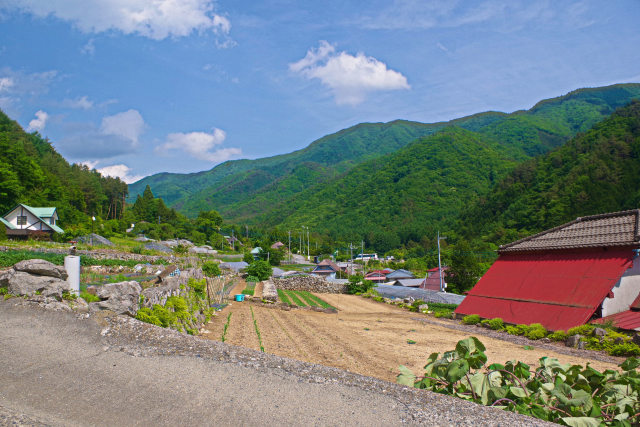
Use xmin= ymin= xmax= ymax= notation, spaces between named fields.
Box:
xmin=0 ymin=110 xmax=127 ymax=229
xmin=459 ymin=99 xmax=640 ymax=245
xmin=130 ymin=84 xmax=640 ymax=225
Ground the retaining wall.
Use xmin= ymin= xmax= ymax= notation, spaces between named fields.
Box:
xmin=274 ymin=275 xmax=347 ymax=294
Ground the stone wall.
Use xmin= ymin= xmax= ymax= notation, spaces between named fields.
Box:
xmin=274 ymin=275 xmax=347 ymax=294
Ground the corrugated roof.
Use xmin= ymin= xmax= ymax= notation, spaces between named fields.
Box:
xmin=593 ymin=310 xmax=640 ymax=331
xmin=499 ymin=209 xmax=640 ymax=253
xmin=455 ymin=248 xmax=634 ymax=331
xmin=386 ymin=269 xmax=415 ymax=279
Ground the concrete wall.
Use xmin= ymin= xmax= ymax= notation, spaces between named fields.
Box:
xmin=602 ymin=255 xmax=640 ymax=317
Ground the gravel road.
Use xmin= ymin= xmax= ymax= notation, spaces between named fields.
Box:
xmin=0 ymin=299 xmax=554 ymax=426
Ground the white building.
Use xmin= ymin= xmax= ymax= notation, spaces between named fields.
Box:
xmin=1 ymin=204 xmax=64 ymax=238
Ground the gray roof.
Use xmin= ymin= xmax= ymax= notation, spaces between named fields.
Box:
xmin=385 ymin=269 xmax=415 ymax=279
xmin=395 ymin=279 xmax=425 ymax=287
xmin=220 ymin=261 xmax=249 ymax=272
xmin=499 ymin=209 xmax=640 ymax=253
xmin=375 ymin=285 xmax=465 ymax=305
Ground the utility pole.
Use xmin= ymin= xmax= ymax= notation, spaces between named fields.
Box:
xmin=437 ymin=231 xmax=447 ymax=292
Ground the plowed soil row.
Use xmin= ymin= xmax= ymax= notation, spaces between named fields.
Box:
xmin=202 ymin=289 xmax=619 ymax=383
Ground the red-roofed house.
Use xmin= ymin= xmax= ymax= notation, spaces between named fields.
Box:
xmin=455 ymin=210 xmax=640 ymax=331
xmin=365 ymin=270 xmax=388 ymax=283
xmin=421 ymin=267 xmax=448 ymax=291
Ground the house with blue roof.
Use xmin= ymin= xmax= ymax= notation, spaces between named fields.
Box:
xmin=1 ymin=204 xmax=64 ymax=239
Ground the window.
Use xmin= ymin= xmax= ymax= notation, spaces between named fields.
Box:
xmin=17 ymin=215 xmax=27 ymax=225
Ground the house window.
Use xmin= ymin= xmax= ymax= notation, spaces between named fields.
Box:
xmin=49 ymin=218 xmax=55 ymax=225
xmin=17 ymin=215 xmax=27 ymax=225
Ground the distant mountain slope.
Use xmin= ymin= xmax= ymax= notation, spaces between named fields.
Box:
xmin=0 ymin=110 xmax=127 ymax=227
xmin=459 ymin=99 xmax=640 ymax=244
xmin=258 ymin=127 xmax=519 ymax=250
xmin=130 ymin=83 xmax=640 ymax=222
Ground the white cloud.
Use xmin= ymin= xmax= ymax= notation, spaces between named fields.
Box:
xmin=156 ymin=129 xmax=241 ymax=163
xmin=0 ymin=77 xmax=14 ymax=92
xmin=61 ymin=95 xmax=93 ymax=109
xmin=96 ymin=164 xmax=145 ymax=184
xmin=100 ymin=109 xmax=145 ymax=145
xmin=81 ymin=38 xmax=95 ymax=55
xmin=290 ymin=41 xmax=410 ymax=105
xmin=3 ymin=0 xmax=231 ymax=40
xmin=27 ymin=110 xmax=48 ymax=132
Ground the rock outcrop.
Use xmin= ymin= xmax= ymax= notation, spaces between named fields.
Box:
xmin=89 ymin=281 xmax=142 ymax=316
xmin=13 ymin=259 xmax=68 ymax=279
xmin=1 ymin=260 xmax=70 ymax=298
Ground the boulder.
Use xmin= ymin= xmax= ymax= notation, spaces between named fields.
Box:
xmin=593 ymin=327 xmax=607 ymax=337
xmin=0 ymin=268 xmax=15 ymax=287
xmin=96 ymin=281 xmax=142 ymax=300
xmin=7 ymin=271 xmax=70 ymax=297
xmin=566 ymin=334 xmax=582 ymax=348
xmin=89 ymin=297 xmax=139 ymax=316
xmin=13 ymin=259 xmax=68 ymax=280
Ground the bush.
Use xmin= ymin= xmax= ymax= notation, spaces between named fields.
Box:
xmin=245 ymin=275 xmax=260 ymax=283
xmin=246 ymin=260 xmax=272 ymax=281
xmin=525 ymin=324 xmax=547 ymax=340
xmin=434 ymin=310 xmax=453 ymax=319
xmin=567 ymin=324 xmax=595 ymax=336
xmin=0 ymin=224 xmax=6 ymax=241
xmin=131 ymin=244 xmax=144 ymax=254
xmin=462 ymin=314 xmax=481 ymax=325
xmin=481 ymin=318 xmax=504 ymax=330
xmin=201 ymin=261 xmax=221 ymax=277
xmin=346 ymin=275 xmax=375 ymax=294
xmin=608 ymin=342 xmax=640 ymax=357
xmin=548 ymin=330 xmax=568 ymax=341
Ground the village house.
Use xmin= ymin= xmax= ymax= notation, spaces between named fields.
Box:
xmin=1 ymin=204 xmax=64 ymax=239
xmin=455 ymin=209 xmax=640 ymax=331
xmin=270 ymin=241 xmax=285 ymax=250
xmin=311 ymin=259 xmax=342 ymax=279
xmin=422 ymin=267 xmax=448 ymax=291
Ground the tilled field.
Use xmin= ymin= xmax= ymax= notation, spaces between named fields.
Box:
xmin=203 ymin=284 xmax=621 ymax=382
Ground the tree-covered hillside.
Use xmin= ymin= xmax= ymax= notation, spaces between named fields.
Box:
xmin=130 ymin=84 xmax=640 ymax=224
xmin=0 ymin=110 xmax=128 ymax=230
xmin=459 ymin=99 xmax=640 ymax=245
xmin=257 ymin=127 xmax=518 ymax=250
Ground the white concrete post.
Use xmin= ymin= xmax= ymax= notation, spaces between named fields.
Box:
xmin=64 ymin=255 xmax=80 ymax=295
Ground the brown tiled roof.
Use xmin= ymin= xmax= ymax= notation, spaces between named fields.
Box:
xmin=317 ymin=259 xmax=341 ymax=272
xmin=499 ymin=209 xmax=640 ymax=253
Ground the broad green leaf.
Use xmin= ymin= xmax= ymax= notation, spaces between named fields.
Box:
xmin=561 ymin=416 xmax=600 ymax=427
xmin=396 ymin=365 xmax=416 ymax=387
xmin=446 ymin=359 xmax=470 ymax=383
xmin=620 ymin=357 xmax=640 ymax=372
xmin=509 ymin=386 xmax=528 ymax=398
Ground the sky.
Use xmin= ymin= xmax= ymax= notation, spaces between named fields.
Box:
xmin=1 ymin=0 xmax=639 ymax=183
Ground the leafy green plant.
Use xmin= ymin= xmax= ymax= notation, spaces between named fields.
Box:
xmin=242 ymin=283 xmax=255 ymax=296
xmin=250 ymin=306 xmax=264 ymax=352
xmin=277 ymin=289 xmax=292 ymax=305
xmin=397 ymin=336 xmax=640 ymax=425
xmin=221 ymin=312 xmax=232 ymax=342
xmin=61 ymin=291 xmax=77 ymax=301
xmin=245 ymin=275 xmax=260 ymax=283
xmin=80 ymin=291 xmax=100 ymax=303
xmin=407 ymin=339 xmax=416 ymax=344
xmin=462 ymin=314 xmax=481 ymax=325
xmin=567 ymin=324 xmax=595 ymax=336
xmin=201 ymin=261 xmax=221 ymax=277
xmin=481 ymin=318 xmax=504 ymax=330
xmin=524 ymin=323 xmax=547 ymax=340
xmin=346 ymin=275 xmax=375 ymax=294
xmin=548 ymin=330 xmax=568 ymax=342
xmin=246 ymin=260 xmax=272 ymax=281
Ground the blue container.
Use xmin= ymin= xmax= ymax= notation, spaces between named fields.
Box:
xmin=234 ymin=294 xmax=245 ymax=302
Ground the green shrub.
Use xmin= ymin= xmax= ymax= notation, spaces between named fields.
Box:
xmin=506 ymin=325 xmax=523 ymax=335
xmin=0 ymin=287 xmax=8 ymax=295
xmin=346 ymin=275 xmax=375 ymax=294
xmin=481 ymin=318 xmax=504 ymax=330
xmin=188 ymin=278 xmax=206 ymax=299
xmin=434 ymin=310 xmax=453 ymax=319
xmin=246 ymin=260 xmax=272 ymax=281
xmin=608 ymin=342 xmax=640 ymax=357
xmin=130 ymin=244 xmax=144 ymax=254
xmin=245 ymin=275 xmax=260 ymax=283
xmin=525 ymin=323 xmax=547 ymax=340
xmin=80 ymin=291 xmax=100 ymax=303
xmin=0 ymin=224 xmax=6 ymax=241
xmin=135 ymin=307 xmax=163 ymax=327
xmin=548 ymin=330 xmax=568 ymax=341
xmin=462 ymin=314 xmax=481 ymax=325
xmin=567 ymin=324 xmax=595 ymax=336
xmin=201 ymin=261 xmax=221 ymax=277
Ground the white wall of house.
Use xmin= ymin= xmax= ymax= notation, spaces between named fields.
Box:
xmin=602 ymin=255 xmax=640 ymax=317
xmin=3 ymin=206 xmax=53 ymax=232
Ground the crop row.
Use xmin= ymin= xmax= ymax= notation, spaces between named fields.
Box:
xmin=277 ymin=289 xmax=335 ymax=309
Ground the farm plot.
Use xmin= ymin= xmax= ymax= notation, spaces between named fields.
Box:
xmin=202 ymin=292 xmax=620 ymax=383
xmin=277 ymin=289 xmax=335 ymax=309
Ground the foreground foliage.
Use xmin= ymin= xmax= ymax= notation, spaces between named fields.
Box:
xmin=398 ymin=337 xmax=640 ymax=426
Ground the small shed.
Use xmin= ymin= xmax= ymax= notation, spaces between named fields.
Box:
xmin=455 ymin=209 xmax=640 ymax=331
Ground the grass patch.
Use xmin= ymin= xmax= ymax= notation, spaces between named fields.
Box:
xmin=242 ymin=283 xmax=255 ymax=296
xmin=295 ymin=290 xmax=335 ymax=309
xmin=285 ymin=290 xmax=306 ymax=307
xmin=277 ymin=289 xmax=292 ymax=305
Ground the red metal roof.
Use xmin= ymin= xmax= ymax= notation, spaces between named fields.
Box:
xmin=455 ymin=248 xmax=634 ymax=331
xmin=593 ymin=310 xmax=640 ymax=331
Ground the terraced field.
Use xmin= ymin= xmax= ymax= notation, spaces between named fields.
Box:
xmin=202 ymin=282 xmax=619 ymax=383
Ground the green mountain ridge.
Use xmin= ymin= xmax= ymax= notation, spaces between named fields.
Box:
xmin=459 ymin=99 xmax=640 ymax=244
xmin=130 ymin=84 xmax=640 ymax=226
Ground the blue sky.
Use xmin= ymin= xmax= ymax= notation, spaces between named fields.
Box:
xmin=1 ymin=0 xmax=639 ymax=183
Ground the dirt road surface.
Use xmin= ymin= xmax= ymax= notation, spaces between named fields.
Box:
xmin=0 ymin=299 xmax=554 ymax=426
xmin=203 ymin=291 xmax=620 ymax=382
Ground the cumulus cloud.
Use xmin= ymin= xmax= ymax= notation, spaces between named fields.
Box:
xmin=27 ymin=110 xmax=48 ymax=132
xmin=96 ymin=164 xmax=145 ymax=184
xmin=2 ymin=0 xmax=231 ymax=40
xmin=156 ymin=129 xmax=241 ymax=163
xmin=0 ymin=77 xmax=14 ymax=92
xmin=100 ymin=109 xmax=145 ymax=145
xmin=290 ymin=41 xmax=410 ymax=105
xmin=55 ymin=109 xmax=146 ymax=159
xmin=61 ymin=95 xmax=93 ymax=109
